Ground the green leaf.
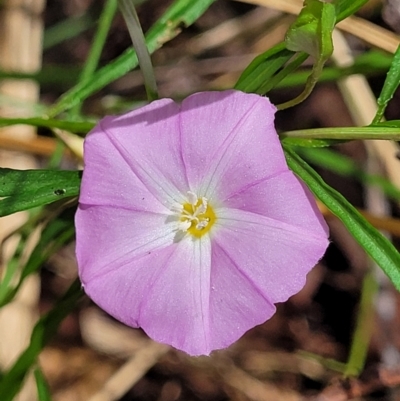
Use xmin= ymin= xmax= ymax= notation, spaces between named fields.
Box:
xmin=0 ymin=66 xmax=81 ymax=89
xmin=234 ymin=0 xmax=372 ymax=99
xmin=43 ymin=13 xmax=95 ymax=50
xmin=34 ymin=367 xmax=52 ymax=401
xmin=80 ymin=0 xmax=118 ymax=83
xmin=298 ymin=147 xmax=400 ymax=200
xmin=373 ymin=44 xmax=400 ymax=123
xmin=371 ymin=120 xmax=400 ymax=128
xmin=0 ymin=209 xmax=75 ymax=307
xmin=0 ymin=280 xmax=83 ymax=401
xmin=281 ymin=137 xmax=346 ymax=147
xmin=0 ymin=117 xmax=95 ymax=133
xmin=71 ymin=0 xmax=118 ymax=117
xmin=280 ymin=0 xmax=335 ymax=109
xmin=280 ymin=126 xmax=400 ymax=141
xmin=333 ymin=0 xmax=370 ymax=22
xmin=277 ymin=50 xmax=394 ymax=88
xmin=236 ymin=47 xmax=392 ymax=95
xmin=234 ymin=43 xmax=295 ymax=93
xmin=285 ymin=0 xmax=335 ymax=59
xmin=284 ymin=146 xmax=400 ymax=290
xmin=344 ymin=271 xmax=377 ymax=377
xmin=0 ymin=169 xmax=81 ymax=217
xmin=258 ymin=52 xmax=309 ymax=94
xmin=48 ymin=0 xmax=216 ymax=116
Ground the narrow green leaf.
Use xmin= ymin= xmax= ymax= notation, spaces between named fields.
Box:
xmin=284 ymin=146 xmax=400 ymax=290
xmin=298 ymin=147 xmax=400 ymax=200
xmin=237 ymin=47 xmax=392 ymax=94
xmin=71 ymin=0 xmax=118 ymax=117
xmin=371 ymin=120 xmax=400 ymax=128
xmin=344 ymin=271 xmax=377 ymax=377
xmin=43 ymin=14 xmax=95 ymax=50
xmin=48 ymin=0 xmax=216 ymax=116
xmin=0 ymin=169 xmax=81 ymax=217
xmin=0 ymin=117 xmax=95 ymax=133
xmin=281 ymin=126 xmax=400 ymax=141
xmin=234 ymin=43 xmax=295 ymax=93
xmin=0 ymin=210 xmax=75 ymax=307
xmin=277 ymin=50 xmax=394 ymax=88
xmin=373 ymin=44 xmax=400 ymax=123
xmin=333 ymin=0 xmax=370 ymax=23
xmin=257 ymin=52 xmax=309 ymax=94
xmin=0 ymin=66 xmax=81 ymax=90
xmin=34 ymin=367 xmax=52 ymax=401
xmin=81 ymin=0 xmax=118 ymax=84
xmin=0 ymin=279 xmax=83 ymax=401
xmin=281 ymin=137 xmax=346 ymax=147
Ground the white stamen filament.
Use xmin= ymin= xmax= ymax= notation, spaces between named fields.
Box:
xmin=173 ymin=192 xmax=210 ymax=233
xmin=171 ymin=203 xmax=184 ymax=213
xmin=178 ymin=220 xmax=192 ymax=231
xmin=187 ymin=191 xmax=198 ymax=206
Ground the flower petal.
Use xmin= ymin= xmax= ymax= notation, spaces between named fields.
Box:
xmin=83 ymin=234 xmax=215 ymax=355
xmin=179 ymin=90 xmax=286 ymax=201
xmin=209 ymin=242 xmax=276 ymax=350
xmin=139 ymin=236 xmax=212 ymax=356
xmin=80 ymin=122 xmax=167 ymax=213
xmin=82 ymin=245 xmax=179 ymax=329
xmin=214 ymin=208 xmax=329 ymax=303
xmin=98 ymin=98 xmax=189 ymax=206
xmin=76 ymin=206 xmax=176 ymax=283
xmin=224 ymin=170 xmax=329 ymax=237
xmin=76 ymin=90 xmax=330 ymax=356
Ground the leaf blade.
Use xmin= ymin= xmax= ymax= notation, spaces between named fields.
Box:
xmin=284 ymin=146 xmax=400 ymax=290
xmin=0 ymin=169 xmax=81 ymax=217
xmin=48 ymin=0 xmax=216 ymax=116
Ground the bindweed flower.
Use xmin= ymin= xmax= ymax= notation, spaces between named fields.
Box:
xmin=75 ymin=90 xmax=329 ymax=356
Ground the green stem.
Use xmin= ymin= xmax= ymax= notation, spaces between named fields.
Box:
xmin=281 ymin=126 xmax=400 ymax=141
xmin=277 ymin=61 xmax=323 ymax=110
xmin=118 ymin=0 xmax=158 ymax=101
xmin=344 ymin=270 xmax=378 ymax=377
xmin=71 ymin=0 xmax=118 ymax=117
xmin=0 ymin=117 xmax=94 ymax=133
xmin=372 ymin=44 xmax=400 ymax=125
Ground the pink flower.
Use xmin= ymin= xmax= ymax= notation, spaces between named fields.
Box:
xmin=75 ymin=90 xmax=329 ymax=356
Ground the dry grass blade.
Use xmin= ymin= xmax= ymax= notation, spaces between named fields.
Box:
xmin=0 ymin=134 xmax=59 ymax=156
xmin=331 ymin=30 xmax=400 ymax=197
xmin=220 ymin=362 xmax=302 ymax=401
xmin=87 ymin=341 xmax=169 ymax=401
xmin=318 ymin=201 xmax=400 ymax=238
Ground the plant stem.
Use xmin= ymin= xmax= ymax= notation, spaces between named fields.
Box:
xmin=71 ymin=0 xmax=118 ymax=117
xmin=344 ymin=270 xmax=378 ymax=376
xmin=281 ymin=126 xmax=400 ymax=141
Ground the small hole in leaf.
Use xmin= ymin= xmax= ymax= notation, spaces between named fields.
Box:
xmin=54 ymin=189 xmax=66 ymax=196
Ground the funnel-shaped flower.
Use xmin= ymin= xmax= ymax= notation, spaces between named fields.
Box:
xmin=75 ymin=90 xmax=329 ymax=356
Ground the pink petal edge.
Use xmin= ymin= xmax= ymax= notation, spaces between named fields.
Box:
xmin=213 ymin=207 xmax=329 ymax=304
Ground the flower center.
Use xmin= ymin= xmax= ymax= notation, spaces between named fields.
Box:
xmin=172 ymin=191 xmax=216 ymax=238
